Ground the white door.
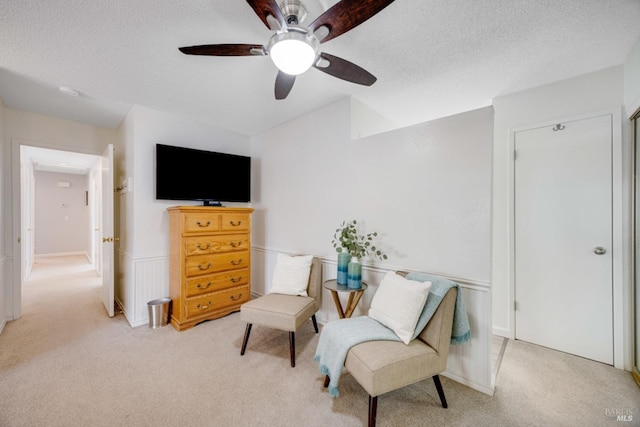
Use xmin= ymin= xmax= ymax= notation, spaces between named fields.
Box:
xmin=514 ymin=114 xmax=613 ymax=365
xmin=634 ymin=115 xmax=640 ymax=378
xmin=100 ymin=144 xmax=115 ymax=317
xmin=21 ymin=163 xmax=35 ymax=279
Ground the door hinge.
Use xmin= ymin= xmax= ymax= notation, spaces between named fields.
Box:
xmin=514 ymin=301 xmax=518 ymax=311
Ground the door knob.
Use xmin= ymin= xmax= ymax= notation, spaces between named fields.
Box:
xmin=593 ymin=247 xmax=606 ymax=255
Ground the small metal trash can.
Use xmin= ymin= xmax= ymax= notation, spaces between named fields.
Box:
xmin=147 ymin=297 xmax=171 ymax=328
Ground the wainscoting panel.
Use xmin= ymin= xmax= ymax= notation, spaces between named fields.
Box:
xmin=249 ymin=248 xmax=270 ymax=297
xmin=118 ymin=252 xmax=170 ymax=328
xmin=251 ymin=247 xmax=494 ymax=395
xmin=133 ymin=257 xmax=170 ymax=324
xmin=117 ymin=251 xmax=134 ymax=325
xmin=443 ymin=285 xmax=493 ymax=394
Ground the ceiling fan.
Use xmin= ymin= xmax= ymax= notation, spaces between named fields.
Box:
xmin=179 ymin=0 xmax=396 ymax=99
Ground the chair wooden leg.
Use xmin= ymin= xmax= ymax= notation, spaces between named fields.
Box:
xmin=240 ymin=324 xmax=252 ymax=356
xmin=433 ymin=375 xmax=448 ymax=408
xmin=311 ymin=314 xmax=319 ymax=333
xmin=323 ymin=375 xmax=330 ymax=388
xmin=368 ymin=395 xmax=377 ymax=427
xmin=289 ymin=331 xmax=296 ymax=367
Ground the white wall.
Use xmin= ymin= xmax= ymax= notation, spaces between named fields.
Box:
xmin=0 ymin=97 xmax=7 ymax=332
xmin=113 ymin=107 xmax=131 ymax=321
xmin=350 ymin=98 xmax=400 ymax=139
xmin=116 ymin=105 xmax=252 ymax=326
xmin=492 ymin=66 xmax=630 ymax=368
xmin=252 ymin=99 xmax=492 ymax=280
xmin=624 ymin=35 xmax=640 ymax=116
xmin=5 ymin=109 xmax=116 ymax=153
xmin=34 ymin=171 xmax=90 ymax=255
xmin=251 ymin=98 xmax=494 ymax=393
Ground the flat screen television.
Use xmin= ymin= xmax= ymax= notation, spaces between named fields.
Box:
xmin=155 ymin=143 xmax=251 ymax=206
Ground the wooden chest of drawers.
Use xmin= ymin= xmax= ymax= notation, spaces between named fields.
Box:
xmin=168 ymin=206 xmax=254 ymax=331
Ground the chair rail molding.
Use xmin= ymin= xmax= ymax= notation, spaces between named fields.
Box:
xmin=251 ymin=246 xmax=494 ymax=395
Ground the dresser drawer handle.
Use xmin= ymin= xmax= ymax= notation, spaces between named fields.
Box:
xmin=230 ymin=276 xmax=243 ymax=283
xmin=230 ymin=241 xmax=242 ymax=248
xmin=197 ymin=282 xmax=212 ymax=290
xmin=230 ymin=259 xmax=243 ymax=266
xmin=196 ymin=242 xmax=211 ymax=250
xmin=198 ymin=262 xmax=212 ymax=270
xmin=196 ymin=301 xmax=212 ymax=310
xmin=230 ymin=293 xmax=243 ymax=301
xmin=196 ymin=220 xmax=211 ymax=227
xmin=229 ymin=220 xmax=242 ymax=227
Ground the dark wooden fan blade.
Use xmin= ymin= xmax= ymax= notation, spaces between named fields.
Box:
xmin=313 ymin=52 xmax=377 ymax=86
xmin=246 ymin=0 xmax=286 ymax=30
xmin=275 ymin=71 xmax=296 ymax=100
xmin=308 ymin=0 xmax=396 ymax=43
xmin=179 ymin=44 xmax=265 ymax=56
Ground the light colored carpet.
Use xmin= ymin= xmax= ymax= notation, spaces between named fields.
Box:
xmin=1 ymin=255 xmax=638 ymax=426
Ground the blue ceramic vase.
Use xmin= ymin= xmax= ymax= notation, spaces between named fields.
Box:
xmin=347 ymin=257 xmax=362 ymax=289
xmin=337 ymin=252 xmax=350 ymax=285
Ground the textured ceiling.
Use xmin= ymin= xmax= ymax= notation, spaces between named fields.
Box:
xmin=1 ymin=0 xmax=640 ymax=136
xmin=22 ymin=146 xmax=99 ymax=175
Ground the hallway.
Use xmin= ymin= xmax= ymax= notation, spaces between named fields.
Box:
xmin=18 ymin=254 xmax=109 ymax=349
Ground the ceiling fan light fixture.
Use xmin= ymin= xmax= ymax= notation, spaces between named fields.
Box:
xmin=268 ymin=30 xmax=318 ymax=75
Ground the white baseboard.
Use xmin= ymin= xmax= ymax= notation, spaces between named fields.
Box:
xmin=441 ymin=371 xmax=495 ymax=396
xmin=492 ymin=326 xmax=512 ymax=338
xmin=35 ymin=251 xmax=89 ymax=258
xmin=127 ymin=318 xmax=148 ymax=328
xmin=120 ymin=301 xmax=148 ymax=328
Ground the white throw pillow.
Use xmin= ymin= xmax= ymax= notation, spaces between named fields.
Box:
xmin=368 ymin=271 xmax=432 ymax=344
xmin=269 ymin=254 xmax=314 ymax=297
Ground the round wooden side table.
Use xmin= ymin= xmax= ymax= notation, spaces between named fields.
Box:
xmin=323 ymin=279 xmax=368 ymax=319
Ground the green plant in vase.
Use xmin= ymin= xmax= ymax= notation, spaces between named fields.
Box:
xmin=332 ymin=220 xmax=387 ymax=288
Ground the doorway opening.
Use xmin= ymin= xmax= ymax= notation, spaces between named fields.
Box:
xmin=14 ymin=143 xmax=114 ymax=320
xmin=21 ymin=146 xmax=100 ymax=280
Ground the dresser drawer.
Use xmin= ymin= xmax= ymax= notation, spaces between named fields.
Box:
xmin=185 ymin=250 xmax=250 ymax=277
xmin=185 ymin=234 xmax=249 ymax=256
xmin=185 ymin=285 xmax=249 ymax=317
xmin=221 ymin=213 xmax=250 ymax=232
xmin=183 ymin=212 xmax=220 ymax=234
xmin=185 ymin=268 xmax=249 ymax=297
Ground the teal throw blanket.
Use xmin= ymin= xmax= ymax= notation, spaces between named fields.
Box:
xmin=314 ymin=273 xmax=471 ymax=397
xmin=405 ymin=272 xmax=471 ymax=344
xmin=314 ymin=316 xmax=399 ymax=397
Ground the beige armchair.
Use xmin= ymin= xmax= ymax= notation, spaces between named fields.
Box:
xmin=240 ymin=256 xmax=322 ymax=367
xmin=325 ymin=276 xmax=458 ymax=427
